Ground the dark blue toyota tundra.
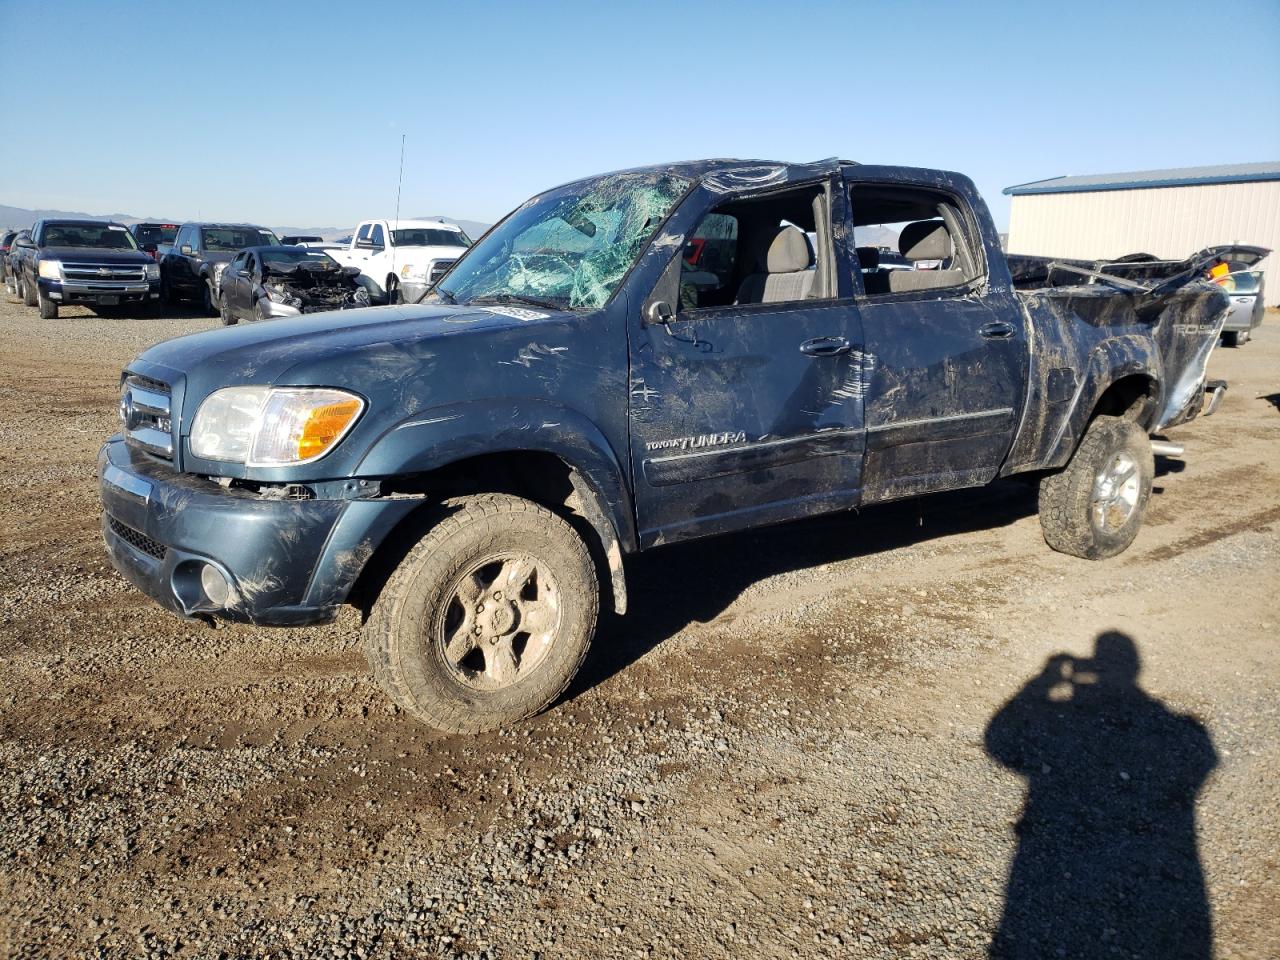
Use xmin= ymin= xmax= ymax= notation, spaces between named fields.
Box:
xmin=98 ymin=158 xmax=1262 ymax=732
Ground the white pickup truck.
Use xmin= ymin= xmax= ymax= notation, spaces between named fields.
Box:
xmin=327 ymin=218 xmax=472 ymax=303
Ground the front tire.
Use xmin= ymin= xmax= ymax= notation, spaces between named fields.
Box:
xmin=1038 ymin=415 xmax=1154 ymax=560
xmin=37 ymin=288 xmax=58 ymax=319
xmin=200 ymin=278 xmax=217 ymax=316
xmin=386 ymin=275 xmax=400 ymax=305
xmin=219 ymin=296 xmax=237 ymax=325
xmin=363 ymin=494 xmax=599 ymax=733
xmin=22 ymin=275 xmax=37 ymax=307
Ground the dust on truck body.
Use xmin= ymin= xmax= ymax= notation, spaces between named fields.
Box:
xmin=99 ymin=158 xmax=1261 ymax=733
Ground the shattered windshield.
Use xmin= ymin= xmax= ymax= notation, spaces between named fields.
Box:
xmin=262 ymin=249 xmax=341 ymax=271
xmin=435 ymin=172 xmax=690 ymax=310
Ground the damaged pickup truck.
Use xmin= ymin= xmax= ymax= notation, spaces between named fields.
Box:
xmin=99 ymin=158 xmax=1259 ymax=734
xmin=216 ymin=246 xmax=379 ymax=324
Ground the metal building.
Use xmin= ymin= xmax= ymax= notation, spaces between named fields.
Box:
xmin=1004 ymin=162 xmax=1280 ymax=305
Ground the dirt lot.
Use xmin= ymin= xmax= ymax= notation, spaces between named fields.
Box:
xmin=0 ymin=294 xmax=1276 ymax=960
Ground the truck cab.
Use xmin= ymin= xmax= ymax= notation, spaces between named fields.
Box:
xmin=328 ymin=218 xmax=471 ymax=303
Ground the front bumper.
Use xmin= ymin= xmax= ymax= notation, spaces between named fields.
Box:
xmin=41 ymin=277 xmax=161 ymax=306
xmin=98 ymin=438 xmax=418 ymax=626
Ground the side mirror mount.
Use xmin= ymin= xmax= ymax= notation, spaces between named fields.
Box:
xmin=180 ymin=244 xmax=193 ymax=256
xmin=645 ymin=300 xmax=675 ymax=325
xmin=355 ymin=238 xmax=381 ymax=250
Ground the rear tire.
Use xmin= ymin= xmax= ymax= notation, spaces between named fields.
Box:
xmin=362 ymin=494 xmax=599 ymax=733
xmin=37 ymin=288 xmax=58 ymax=319
xmin=1038 ymin=415 xmax=1153 ymax=560
xmin=1223 ymin=331 xmax=1241 ymax=347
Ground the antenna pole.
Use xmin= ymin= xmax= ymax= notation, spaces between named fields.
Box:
xmin=392 ymin=133 xmax=406 ymax=286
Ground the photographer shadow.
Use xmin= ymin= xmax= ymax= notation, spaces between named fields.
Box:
xmin=985 ymin=631 xmax=1217 ymax=960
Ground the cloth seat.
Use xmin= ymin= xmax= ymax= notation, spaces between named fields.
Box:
xmin=887 ymin=220 xmax=965 ymax=293
xmin=735 ymin=225 xmax=815 ymax=304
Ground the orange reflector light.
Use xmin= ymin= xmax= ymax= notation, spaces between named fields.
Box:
xmin=1208 ymin=262 xmax=1230 ymax=282
xmin=297 ymin=398 xmax=363 ymax=460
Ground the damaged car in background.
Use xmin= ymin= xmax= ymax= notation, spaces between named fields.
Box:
xmin=216 ymin=246 xmax=382 ymax=324
xmin=99 ymin=157 xmax=1263 ymax=736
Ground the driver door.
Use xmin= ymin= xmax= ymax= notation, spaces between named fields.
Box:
xmin=627 ymin=179 xmax=867 ymax=547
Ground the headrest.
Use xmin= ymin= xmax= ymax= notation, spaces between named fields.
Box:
xmin=856 ymin=246 xmax=880 ymax=270
xmin=899 ymin=220 xmax=951 ymax=262
xmin=766 ymin=225 xmax=814 ymax=273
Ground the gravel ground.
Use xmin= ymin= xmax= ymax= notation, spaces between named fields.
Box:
xmin=0 ymin=294 xmax=1277 ymax=959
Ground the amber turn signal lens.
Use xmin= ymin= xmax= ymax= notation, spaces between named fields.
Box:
xmin=297 ymin=398 xmax=363 ymax=460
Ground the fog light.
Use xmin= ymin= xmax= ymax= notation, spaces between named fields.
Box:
xmin=200 ymin=563 xmax=231 ymax=607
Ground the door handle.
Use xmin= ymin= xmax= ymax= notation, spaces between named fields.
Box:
xmin=799 ymin=336 xmax=851 ymax=357
xmin=979 ymin=321 xmax=1016 ymax=340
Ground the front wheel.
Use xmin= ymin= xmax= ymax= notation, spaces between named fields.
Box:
xmin=200 ymin=279 xmax=217 ymax=316
xmin=219 ymin=296 xmax=237 ymax=325
xmin=22 ymin=275 xmax=37 ymax=307
xmin=386 ymin=275 xmax=400 ymax=305
xmin=37 ymin=288 xmax=58 ymax=319
xmin=1038 ymin=415 xmax=1154 ymax=560
xmin=363 ymin=494 xmax=599 ymax=733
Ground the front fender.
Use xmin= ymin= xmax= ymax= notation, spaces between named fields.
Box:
xmin=354 ymin=397 xmax=636 ymax=552
xmin=1044 ymin=334 xmax=1161 ymax=468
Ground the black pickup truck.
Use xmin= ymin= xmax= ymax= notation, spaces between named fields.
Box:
xmin=99 ymin=158 xmax=1258 ymax=733
xmin=160 ymin=222 xmax=281 ymax=314
xmin=13 ymin=219 xmax=162 ymax=318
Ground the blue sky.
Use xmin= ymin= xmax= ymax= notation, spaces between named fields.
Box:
xmin=2 ymin=0 xmax=1278 ymax=230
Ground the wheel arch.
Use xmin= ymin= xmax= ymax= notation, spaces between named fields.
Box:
xmin=345 ymin=405 xmax=634 ymax=617
xmin=1044 ymin=336 xmax=1162 ymax=468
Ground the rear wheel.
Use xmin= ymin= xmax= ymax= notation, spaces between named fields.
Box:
xmin=363 ymin=494 xmax=599 ymax=733
xmin=1038 ymin=415 xmax=1154 ymax=560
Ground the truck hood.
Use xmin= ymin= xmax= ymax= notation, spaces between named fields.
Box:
xmin=40 ymin=247 xmax=151 ymax=264
xmin=131 ymin=302 xmax=573 ymax=400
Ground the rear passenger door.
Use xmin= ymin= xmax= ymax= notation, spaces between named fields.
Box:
xmin=843 ymin=173 xmax=1027 ymax=501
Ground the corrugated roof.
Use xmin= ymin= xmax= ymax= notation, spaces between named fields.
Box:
xmin=1004 ymin=162 xmax=1280 ymax=196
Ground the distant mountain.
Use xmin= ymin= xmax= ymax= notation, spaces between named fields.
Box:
xmin=0 ymin=203 xmax=491 ymax=240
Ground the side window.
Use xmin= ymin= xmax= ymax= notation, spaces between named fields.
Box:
xmin=243 ymin=253 xmax=256 ymax=274
xmin=848 ymin=183 xmax=985 ymax=298
xmin=679 ymin=213 xmax=738 ymax=309
xmin=176 ymin=226 xmax=192 ymax=250
xmin=230 ymin=252 xmax=246 ymax=272
xmin=370 ymin=224 xmax=386 ymax=248
xmin=680 ymin=184 xmax=833 ymax=310
xmin=356 ymin=223 xmax=372 ymax=244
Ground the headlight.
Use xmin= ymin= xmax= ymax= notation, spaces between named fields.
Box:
xmin=190 ymin=387 xmax=365 ymax=466
xmin=38 ymin=260 xmax=63 ymax=280
xmin=144 ymin=263 xmax=160 ymax=280
xmin=400 ymin=263 xmax=428 ymax=280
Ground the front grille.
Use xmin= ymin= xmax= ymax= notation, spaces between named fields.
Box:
xmin=63 ymin=263 xmax=147 ymax=283
xmin=121 ymin=374 xmax=173 ymax=459
xmin=429 ymin=260 xmax=456 ymax=283
xmin=107 ymin=516 xmax=166 ymax=560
